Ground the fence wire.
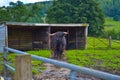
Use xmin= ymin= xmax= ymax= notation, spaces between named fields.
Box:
xmin=87 ymin=36 xmax=120 ymax=50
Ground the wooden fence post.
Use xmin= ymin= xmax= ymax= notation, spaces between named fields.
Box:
xmin=15 ymin=54 xmax=32 ymax=80
xmin=108 ymin=36 xmax=112 ymax=48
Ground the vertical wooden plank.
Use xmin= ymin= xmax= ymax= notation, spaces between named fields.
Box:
xmin=75 ymin=27 xmax=84 ymax=49
xmin=84 ymin=26 xmax=88 ymax=49
xmin=66 ymin=28 xmax=69 ymax=49
xmin=48 ymin=27 xmax=51 ymax=49
xmin=75 ymin=28 xmax=78 ymax=49
xmin=15 ymin=54 xmax=32 ymax=80
xmin=5 ymin=24 xmax=8 ymax=47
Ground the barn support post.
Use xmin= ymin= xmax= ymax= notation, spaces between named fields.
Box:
xmin=75 ymin=29 xmax=78 ymax=49
xmin=84 ymin=26 xmax=88 ymax=49
xmin=48 ymin=27 xmax=51 ymax=49
xmin=5 ymin=23 xmax=8 ymax=47
xmin=15 ymin=54 xmax=32 ymax=80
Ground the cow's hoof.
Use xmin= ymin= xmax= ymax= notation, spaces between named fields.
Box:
xmin=50 ymin=56 xmax=54 ymax=58
xmin=63 ymin=57 xmax=67 ymax=60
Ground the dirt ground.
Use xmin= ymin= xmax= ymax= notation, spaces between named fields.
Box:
xmin=33 ymin=62 xmax=101 ymax=80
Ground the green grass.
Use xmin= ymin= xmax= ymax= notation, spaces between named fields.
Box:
xmin=0 ymin=37 xmax=120 ymax=75
xmin=104 ymin=17 xmax=120 ymax=32
xmin=27 ymin=50 xmax=50 ymax=74
xmin=87 ymin=37 xmax=120 ymax=49
xmin=0 ymin=53 xmax=4 ymax=76
xmin=66 ymin=37 xmax=120 ymax=74
xmin=66 ymin=50 xmax=120 ymax=74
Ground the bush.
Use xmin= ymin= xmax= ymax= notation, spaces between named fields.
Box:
xmin=103 ymin=29 xmax=120 ymax=40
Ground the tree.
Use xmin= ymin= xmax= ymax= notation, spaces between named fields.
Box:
xmin=0 ymin=1 xmax=43 ymax=23
xmin=8 ymin=1 xmax=33 ymax=22
xmin=96 ymin=0 xmax=120 ymax=21
xmin=47 ymin=0 xmax=105 ymax=36
xmin=0 ymin=6 xmax=10 ymax=22
xmin=25 ymin=4 xmax=43 ymax=22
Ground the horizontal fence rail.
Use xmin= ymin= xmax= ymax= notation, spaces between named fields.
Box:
xmin=4 ymin=46 xmax=120 ymax=80
xmin=4 ymin=64 xmax=15 ymax=72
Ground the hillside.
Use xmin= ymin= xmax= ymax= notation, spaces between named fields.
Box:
xmin=96 ymin=0 xmax=120 ymax=20
xmin=102 ymin=17 xmax=120 ymax=40
xmin=104 ymin=17 xmax=120 ymax=32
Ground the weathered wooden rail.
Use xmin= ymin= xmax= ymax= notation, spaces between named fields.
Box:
xmin=3 ymin=46 xmax=120 ymax=80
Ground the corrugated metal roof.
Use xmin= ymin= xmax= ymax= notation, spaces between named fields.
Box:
xmin=5 ymin=22 xmax=89 ymax=27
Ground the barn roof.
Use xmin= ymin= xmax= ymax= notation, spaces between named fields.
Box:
xmin=5 ymin=22 xmax=89 ymax=27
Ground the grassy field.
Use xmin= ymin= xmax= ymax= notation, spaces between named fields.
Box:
xmin=67 ymin=50 xmax=120 ymax=74
xmin=104 ymin=17 xmax=120 ymax=32
xmin=87 ymin=37 xmax=120 ymax=49
xmin=67 ymin=37 xmax=120 ymax=75
xmin=0 ymin=36 xmax=120 ymax=76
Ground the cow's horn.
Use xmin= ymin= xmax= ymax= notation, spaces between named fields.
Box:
xmin=63 ymin=32 xmax=68 ymax=34
xmin=49 ymin=33 xmax=56 ymax=36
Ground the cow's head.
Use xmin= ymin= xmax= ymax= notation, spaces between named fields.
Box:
xmin=49 ymin=31 xmax=68 ymax=36
xmin=49 ymin=31 xmax=68 ymax=41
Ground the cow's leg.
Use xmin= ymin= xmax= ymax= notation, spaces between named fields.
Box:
xmin=54 ymin=50 xmax=58 ymax=59
xmin=60 ymin=51 xmax=63 ymax=60
xmin=50 ymin=49 xmax=53 ymax=57
xmin=57 ymin=53 xmax=59 ymax=60
xmin=57 ymin=51 xmax=61 ymax=60
xmin=50 ymin=48 xmax=56 ymax=58
xmin=62 ymin=47 xmax=67 ymax=60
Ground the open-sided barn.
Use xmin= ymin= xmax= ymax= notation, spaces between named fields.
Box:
xmin=0 ymin=22 xmax=89 ymax=52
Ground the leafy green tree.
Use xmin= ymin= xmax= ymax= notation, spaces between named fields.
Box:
xmin=96 ymin=0 xmax=120 ymax=21
xmin=8 ymin=1 xmax=33 ymax=22
xmin=0 ymin=6 xmax=10 ymax=22
xmin=26 ymin=4 xmax=43 ymax=22
xmin=0 ymin=1 xmax=30 ymax=22
xmin=0 ymin=1 xmax=43 ymax=23
xmin=47 ymin=0 xmax=105 ymax=36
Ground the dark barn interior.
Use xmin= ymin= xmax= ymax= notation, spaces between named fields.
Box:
xmin=8 ymin=25 xmax=49 ymax=50
xmin=6 ymin=23 xmax=89 ymax=50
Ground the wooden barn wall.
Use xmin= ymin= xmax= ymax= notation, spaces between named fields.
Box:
xmin=51 ymin=27 xmax=68 ymax=33
xmin=8 ymin=26 xmax=49 ymax=50
xmin=76 ymin=27 xmax=86 ymax=49
xmin=68 ymin=28 xmax=76 ymax=49
xmin=0 ymin=24 xmax=6 ymax=52
xmin=32 ymin=27 xmax=49 ymax=49
xmin=8 ymin=27 xmax=33 ymax=50
xmin=68 ymin=27 xmax=86 ymax=49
